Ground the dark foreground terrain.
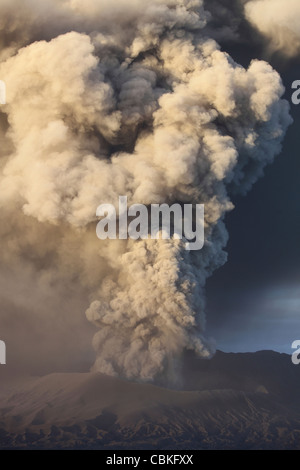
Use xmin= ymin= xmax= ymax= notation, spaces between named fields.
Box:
xmin=0 ymin=351 xmax=299 ymax=449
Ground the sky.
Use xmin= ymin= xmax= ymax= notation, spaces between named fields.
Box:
xmin=206 ymin=27 xmax=300 ymax=353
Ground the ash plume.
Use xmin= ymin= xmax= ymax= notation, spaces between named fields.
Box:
xmin=0 ymin=0 xmax=292 ymax=381
xmin=202 ymin=0 xmax=300 ymax=59
xmin=244 ymin=0 xmax=300 ymax=57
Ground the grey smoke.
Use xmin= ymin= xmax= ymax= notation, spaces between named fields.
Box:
xmin=0 ymin=0 xmax=292 ymax=381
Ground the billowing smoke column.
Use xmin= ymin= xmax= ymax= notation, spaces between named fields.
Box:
xmin=0 ymin=0 xmax=292 ymax=381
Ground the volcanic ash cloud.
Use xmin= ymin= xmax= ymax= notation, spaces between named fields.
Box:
xmin=245 ymin=0 xmax=300 ymax=57
xmin=0 ymin=0 xmax=292 ymax=381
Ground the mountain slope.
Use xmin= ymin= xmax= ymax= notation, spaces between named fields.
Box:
xmin=0 ymin=351 xmax=299 ymax=449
